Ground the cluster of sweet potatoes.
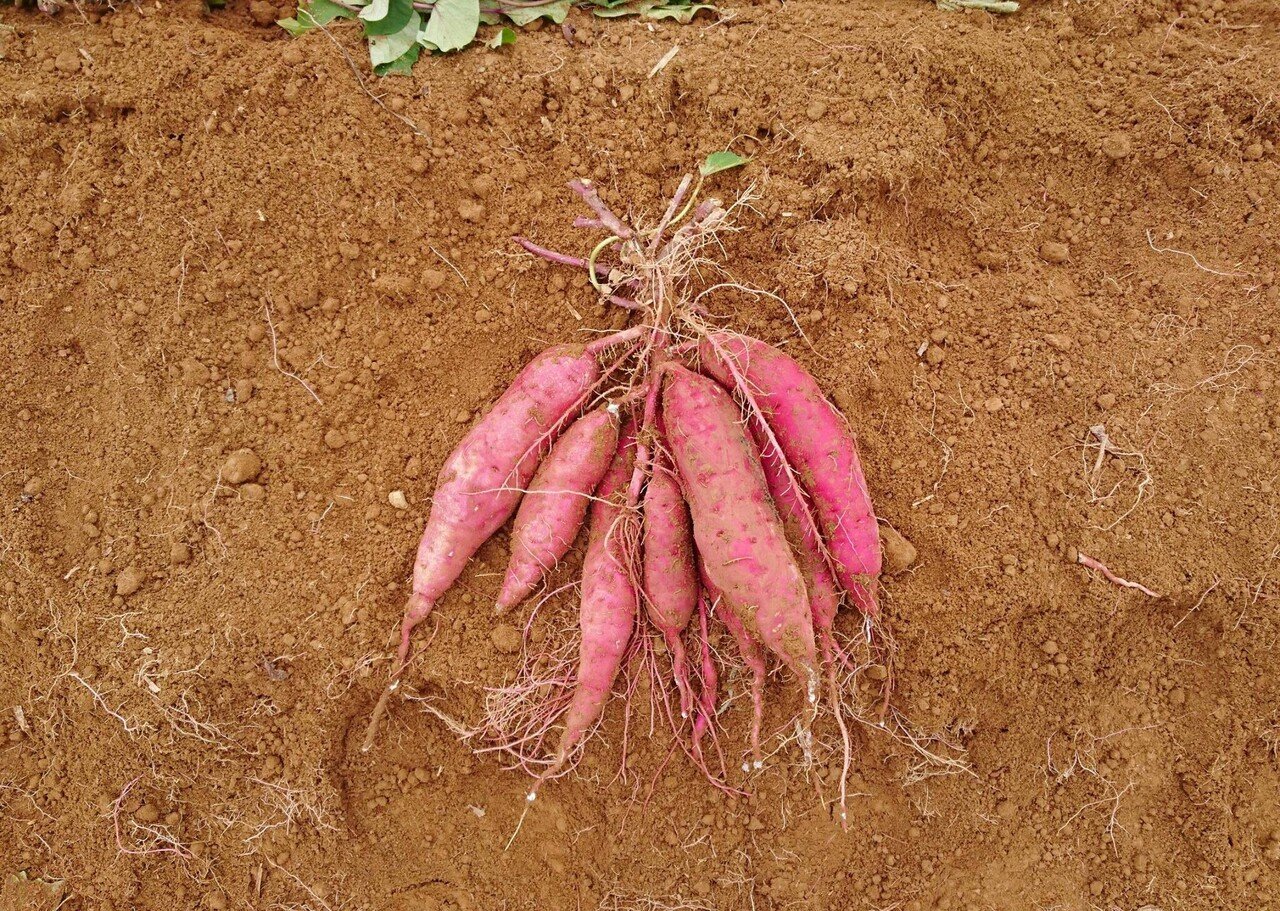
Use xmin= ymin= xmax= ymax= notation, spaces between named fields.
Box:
xmin=365 ymin=170 xmax=887 ymax=819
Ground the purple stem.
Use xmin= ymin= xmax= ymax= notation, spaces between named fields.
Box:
xmin=513 ymin=237 xmax=640 ymax=310
xmin=568 ymin=179 xmax=634 ymax=239
xmin=648 ymin=174 xmax=694 ymax=256
xmin=584 ymin=326 xmax=645 ymax=356
xmin=514 ymin=236 xmax=597 ymax=274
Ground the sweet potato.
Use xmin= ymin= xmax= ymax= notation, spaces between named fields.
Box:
xmin=661 ymin=364 xmax=817 ymax=695
xmin=690 ymin=590 xmax=719 ymax=762
xmin=700 ymin=332 xmax=880 ymax=614
xmin=751 ymin=421 xmax=840 ymax=636
xmin=496 ymin=405 xmax=620 ymax=614
xmin=401 ymin=345 xmax=601 ymax=651
xmin=363 ymin=345 xmax=603 ymax=752
xmin=536 ymin=428 xmax=638 ymax=792
xmin=641 ymin=443 xmax=698 ymax=719
xmin=754 ymin=419 xmax=854 ymax=821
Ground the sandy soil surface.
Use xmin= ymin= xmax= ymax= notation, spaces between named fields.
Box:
xmin=2 ymin=0 xmax=1279 ymax=909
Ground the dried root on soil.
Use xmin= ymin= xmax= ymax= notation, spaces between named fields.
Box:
xmin=365 ymin=163 xmax=894 ymax=821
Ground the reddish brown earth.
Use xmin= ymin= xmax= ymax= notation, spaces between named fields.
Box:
xmin=2 ymin=0 xmax=1279 ymax=909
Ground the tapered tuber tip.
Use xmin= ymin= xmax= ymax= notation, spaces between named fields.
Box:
xmin=361 ymin=677 xmax=400 ymax=753
xmin=404 ymin=591 xmax=433 ymax=625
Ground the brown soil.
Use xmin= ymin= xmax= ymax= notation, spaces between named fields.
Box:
xmin=2 ymin=0 xmax=1279 ymax=908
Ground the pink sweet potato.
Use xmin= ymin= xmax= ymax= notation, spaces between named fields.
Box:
xmin=399 ymin=345 xmax=601 ymax=671
xmin=641 ymin=443 xmax=698 ymax=719
xmin=495 ymin=405 xmax=620 ymax=614
xmin=700 ymin=332 xmax=880 ymax=615
xmin=752 ymin=421 xmax=840 ymax=636
xmin=538 ymin=429 xmax=639 ymax=790
xmin=661 ymin=364 xmax=817 ymax=694
xmin=690 ymin=590 xmax=719 ymax=763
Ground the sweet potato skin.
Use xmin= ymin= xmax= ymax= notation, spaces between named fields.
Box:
xmin=752 ymin=421 xmax=840 ymax=633
xmin=548 ymin=428 xmax=639 ymax=774
xmin=496 ymin=405 xmax=620 ymax=614
xmin=700 ymin=332 xmax=880 ymax=614
xmin=642 ymin=443 xmax=698 ymax=716
xmin=406 ymin=345 xmax=601 ymax=626
xmin=662 ymin=364 xmax=817 ymax=683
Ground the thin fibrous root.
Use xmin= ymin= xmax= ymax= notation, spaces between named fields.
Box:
xmin=1077 ymin=551 xmax=1161 ymax=598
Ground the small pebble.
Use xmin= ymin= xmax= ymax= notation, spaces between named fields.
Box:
xmin=1039 ymin=241 xmax=1070 ymax=264
xmin=388 ymin=490 xmax=409 ymax=510
xmin=324 ymin=429 xmax=346 ymax=449
xmin=170 ymin=542 xmax=191 ymax=565
xmin=983 ymin=396 xmax=1005 ymax=412
xmin=221 ymin=449 xmax=262 ymax=485
xmin=261 ymin=754 xmax=283 ymax=776
xmin=247 ymin=1 xmax=278 ymax=27
xmin=240 ymin=483 xmax=266 ymax=503
xmin=1101 ymin=132 xmax=1132 ymax=159
xmin=880 ymin=526 xmax=917 ymax=574
xmin=491 ymin=623 xmax=521 ymax=654
xmin=135 ymin=803 xmax=159 ymax=823
xmin=404 ymin=456 xmax=422 ymax=480
xmin=55 ymin=50 xmax=81 ymax=74
xmin=115 ymin=566 xmax=144 ymax=597
xmin=454 ymin=409 xmax=471 ymax=424
xmin=1044 ymin=333 xmax=1073 ymax=351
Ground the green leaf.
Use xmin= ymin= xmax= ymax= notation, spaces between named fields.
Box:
xmin=423 ymin=0 xmax=480 ymax=51
xmin=361 ymin=0 xmax=414 ymax=37
xmin=487 ymin=26 xmax=517 ymax=48
xmin=305 ymin=0 xmax=358 ymax=23
xmin=278 ymin=0 xmax=356 ymax=36
xmin=359 ymin=0 xmax=388 ymax=21
xmin=590 ymin=0 xmax=716 ymax=17
xmin=277 ymin=16 xmax=310 ymax=35
xmin=375 ymin=42 xmax=421 ymax=75
xmin=503 ymin=0 xmax=571 ymax=25
xmin=370 ymin=9 xmax=421 ymax=66
xmin=699 ymin=149 xmax=746 ymax=177
xmin=590 ymin=2 xmax=647 ymax=18
xmin=643 ymin=2 xmax=714 ymax=22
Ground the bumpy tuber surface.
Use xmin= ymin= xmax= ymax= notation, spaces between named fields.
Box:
xmin=700 ymin=332 xmax=881 ymax=615
xmin=662 ymin=364 xmax=818 ymax=698
xmin=496 ymin=404 xmax=620 ymax=614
